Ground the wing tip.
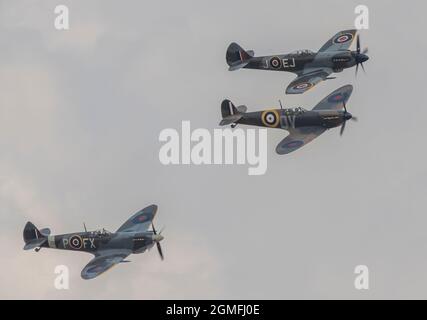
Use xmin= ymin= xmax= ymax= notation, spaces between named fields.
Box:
xmin=145 ymin=204 xmax=158 ymax=215
xmin=146 ymin=204 xmax=158 ymax=211
xmin=336 ymin=84 xmax=353 ymax=92
xmin=276 ymin=139 xmax=305 ymax=155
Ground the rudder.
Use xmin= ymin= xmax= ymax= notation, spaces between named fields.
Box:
xmin=220 ymin=100 xmax=244 ymax=126
xmin=23 ymin=221 xmax=47 ymax=250
xmin=221 ymin=99 xmax=238 ymax=118
xmin=226 ymin=42 xmax=254 ymax=71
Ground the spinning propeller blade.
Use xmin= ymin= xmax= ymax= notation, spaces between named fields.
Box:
xmin=356 ymin=34 xmax=361 ymax=53
xmin=152 ymin=222 xmax=164 ymax=261
xmin=340 ymin=101 xmax=357 ymax=137
xmin=340 ymin=121 xmax=346 ymax=136
xmin=156 ymin=242 xmax=164 ymax=261
xmin=355 ymin=34 xmax=368 ymax=77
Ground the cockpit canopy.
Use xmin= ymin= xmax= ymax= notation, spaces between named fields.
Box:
xmin=92 ymin=228 xmax=112 ymax=237
xmin=283 ymin=107 xmax=307 ymax=115
xmin=290 ymin=49 xmax=314 ymax=56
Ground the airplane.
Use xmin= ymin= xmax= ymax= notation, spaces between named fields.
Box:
xmin=23 ymin=204 xmax=164 ymax=280
xmin=219 ymin=85 xmax=356 ymax=155
xmin=226 ymin=29 xmax=369 ymax=94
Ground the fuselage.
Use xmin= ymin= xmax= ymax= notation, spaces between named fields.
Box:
xmin=40 ymin=230 xmax=157 ymax=254
xmin=244 ymin=50 xmax=367 ymax=73
xmin=238 ymin=108 xmax=349 ymax=130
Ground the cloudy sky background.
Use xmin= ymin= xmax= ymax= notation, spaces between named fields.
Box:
xmin=1 ymin=0 xmax=427 ymax=299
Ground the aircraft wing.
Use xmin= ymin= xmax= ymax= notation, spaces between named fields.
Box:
xmin=116 ymin=204 xmax=158 ymax=233
xmin=81 ymin=249 xmax=131 ymax=280
xmin=276 ymin=127 xmax=326 ymax=155
xmin=286 ymin=68 xmax=332 ymax=94
xmin=312 ymin=85 xmax=353 ymax=111
xmin=318 ymin=29 xmax=357 ymax=52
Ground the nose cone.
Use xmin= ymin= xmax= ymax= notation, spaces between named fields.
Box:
xmin=153 ymin=234 xmax=164 ymax=242
xmin=344 ymin=112 xmax=352 ymax=121
xmin=357 ymin=53 xmax=369 ymax=63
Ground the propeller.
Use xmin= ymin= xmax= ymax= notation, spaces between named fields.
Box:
xmin=355 ymin=34 xmax=369 ymax=76
xmin=339 ymin=119 xmax=346 ymax=136
xmin=340 ymin=101 xmax=357 ymax=136
xmin=152 ymin=222 xmax=164 ymax=261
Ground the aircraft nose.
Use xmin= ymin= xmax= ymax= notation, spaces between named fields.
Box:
xmin=344 ymin=112 xmax=352 ymax=121
xmin=153 ymin=234 xmax=164 ymax=242
xmin=358 ymin=54 xmax=369 ymax=63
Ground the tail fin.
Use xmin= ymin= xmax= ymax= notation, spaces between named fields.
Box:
xmin=226 ymin=42 xmax=254 ymax=71
xmin=219 ymin=100 xmax=245 ymax=126
xmin=221 ymin=99 xmax=238 ymax=118
xmin=23 ymin=221 xmax=47 ymax=250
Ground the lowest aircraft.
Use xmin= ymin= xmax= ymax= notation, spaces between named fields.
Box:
xmin=219 ymin=85 xmax=357 ymax=155
xmin=23 ymin=204 xmax=164 ymax=280
xmin=226 ymin=30 xmax=368 ymax=94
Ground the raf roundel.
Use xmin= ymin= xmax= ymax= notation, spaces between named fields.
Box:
xmin=270 ymin=57 xmax=282 ymax=69
xmin=333 ymin=33 xmax=353 ymax=44
xmin=132 ymin=214 xmax=147 ymax=224
xmin=266 ymin=113 xmax=275 ymax=124
xmin=262 ymin=110 xmax=280 ymax=127
xmin=293 ymin=82 xmax=312 ymax=91
xmin=328 ymin=93 xmax=346 ymax=103
xmin=69 ymin=235 xmax=83 ymax=249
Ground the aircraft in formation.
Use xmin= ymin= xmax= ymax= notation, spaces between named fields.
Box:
xmin=226 ymin=29 xmax=369 ymax=94
xmin=220 ymin=85 xmax=356 ymax=154
xmin=23 ymin=205 xmax=164 ymax=279
xmin=22 ymin=30 xmax=368 ymax=280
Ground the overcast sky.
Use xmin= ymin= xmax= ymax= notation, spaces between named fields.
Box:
xmin=1 ymin=0 xmax=427 ymax=299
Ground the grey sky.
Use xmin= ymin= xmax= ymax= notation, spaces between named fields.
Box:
xmin=1 ymin=0 xmax=427 ymax=299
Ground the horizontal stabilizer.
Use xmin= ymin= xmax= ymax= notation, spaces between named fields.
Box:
xmin=228 ymin=61 xmax=250 ymax=71
xmin=237 ymin=105 xmax=247 ymax=113
xmin=40 ymin=228 xmax=51 ymax=236
xmin=23 ymin=238 xmax=47 ymax=250
xmin=219 ymin=114 xmax=243 ymax=126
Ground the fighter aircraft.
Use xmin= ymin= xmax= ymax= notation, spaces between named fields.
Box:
xmin=23 ymin=204 xmax=164 ymax=280
xmin=220 ymin=85 xmax=356 ymax=154
xmin=226 ymin=30 xmax=368 ymax=94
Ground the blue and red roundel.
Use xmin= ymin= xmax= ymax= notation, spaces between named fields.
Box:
xmin=132 ymin=214 xmax=147 ymax=224
xmin=328 ymin=93 xmax=346 ymax=103
xmin=333 ymin=33 xmax=353 ymax=44
xmin=293 ymin=82 xmax=312 ymax=90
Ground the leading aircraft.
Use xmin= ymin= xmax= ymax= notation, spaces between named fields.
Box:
xmin=219 ymin=85 xmax=356 ymax=155
xmin=23 ymin=204 xmax=164 ymax=280
xmin=226 ymin=30 xmax=368 ymax=94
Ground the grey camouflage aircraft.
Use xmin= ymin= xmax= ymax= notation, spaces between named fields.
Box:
xmin=226 ymin=30 xmax=368 ymax=94
xmin=220 ymin=85 xmax=356 ymax=154
xmin=23 ymin=205 xmax=164 ymax=280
